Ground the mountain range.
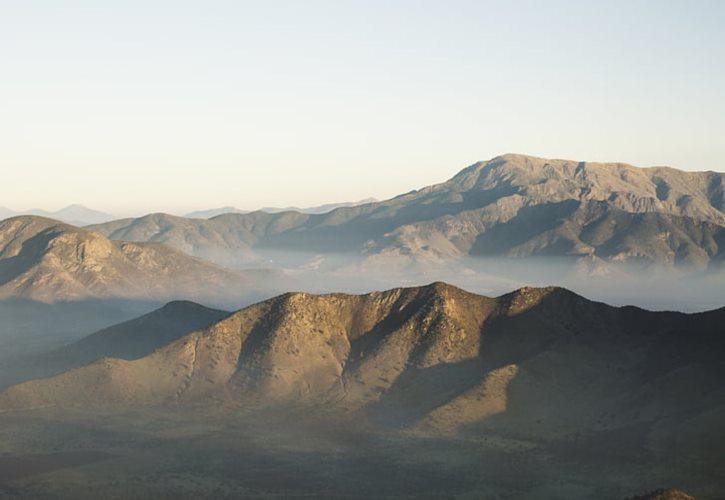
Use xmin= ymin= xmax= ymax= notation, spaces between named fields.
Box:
xmin=0 ymin=216 xmax=286 ymax=304
xmin=185 ymin=198 xmax=377 ymax=219
xmin=3 ymin=281 xmax=723 ymax=459
xmin=0 ymin=204 xmax=115 ymax=226
xmin=87 ymin=154 xmax=725 ymax=269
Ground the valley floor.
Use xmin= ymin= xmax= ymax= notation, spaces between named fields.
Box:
xmin=0 ymin=404 xmax=717 ymax=499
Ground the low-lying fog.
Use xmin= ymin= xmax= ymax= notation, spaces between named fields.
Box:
xmin=254 ymin=250 xmax=725 ymax=313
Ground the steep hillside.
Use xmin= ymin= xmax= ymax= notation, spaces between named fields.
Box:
xmin=89 ymin=154 xmax=725 ymax=268
xmin=3 ymin=282 xmax=724 ymax=458
xmin=47 ymin=300 xmax=229 ymax=373
xmin=0 ymin=216 xmax=283 ymax=303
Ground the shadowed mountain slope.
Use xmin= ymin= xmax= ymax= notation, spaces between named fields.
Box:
xmin=1 ymin=300 xmax=230 ymax=387
xmin=48 ymin=300 xmax=230 ymax=373
xmin=88 ymin=154 xmax=725 ymax=268
xmin=0 ymin=216 xmax=283 ymax=303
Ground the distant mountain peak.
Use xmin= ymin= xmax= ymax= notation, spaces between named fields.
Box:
xmin=185 ymin=198 xmax=378 ymax=219
xmin=160 ymin=299 xmax=211 ymax=310
xmin=88 ymin=154 xmax=725 ymax=269
xmin=185 ymin=207 xmax=247 ymax=219
xmin=0 ymin=204 xmax=115 ymax=226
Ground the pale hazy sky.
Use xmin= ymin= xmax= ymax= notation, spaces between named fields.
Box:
xmin=2 ymin=1 xmax=724 ymax=216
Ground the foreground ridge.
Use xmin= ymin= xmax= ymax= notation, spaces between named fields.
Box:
xmin=1 ymin=281 xmax=723 ymax=445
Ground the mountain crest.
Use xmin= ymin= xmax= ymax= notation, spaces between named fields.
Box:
xmin=498 ymin=286 xmax=584 ymax=315
xmin=85 ymin=154 xmax=725 ymax=269
xmin=2 ymin=277 xmax=724 ymax=463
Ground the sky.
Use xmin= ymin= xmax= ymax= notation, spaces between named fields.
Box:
xmin=1 ymin=1 xmax=724 ymax=216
